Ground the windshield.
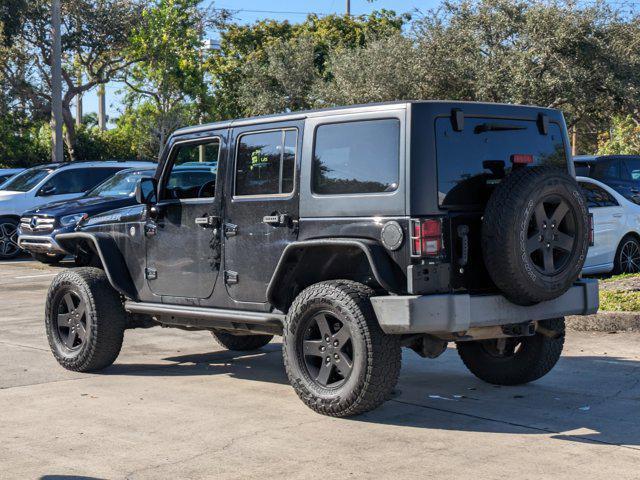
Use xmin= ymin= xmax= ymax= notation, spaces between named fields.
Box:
xmin=86 ymin=170 xmax=152 ymax=198
xmin=1 ymin=168 xmax=52 ymax=192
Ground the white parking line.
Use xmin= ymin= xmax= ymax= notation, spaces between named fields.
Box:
xmin=14 ymin=273 xmax=58 ymax=279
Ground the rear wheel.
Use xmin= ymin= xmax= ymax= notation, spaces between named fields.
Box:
xmin=613 ymin=234 xmax=640 ymax=274
xmin=0 ymin=217 xmax=20 ymax=259
xmin=32 ymin=252 xmax=65 ymax=264
xmin=456 ymin=318 xmax=565 ymax=385
xmin=283 ymin=280 xmax=401 ymax=417
xmin=45 ymin=268 xmax=126 ymax=372
xmin=211 ymin=331 xmax=273 ymax=351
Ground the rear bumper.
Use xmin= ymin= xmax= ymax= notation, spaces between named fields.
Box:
xmin=370 ymin=279 xmax=599 ymax=334
xmin=17 ymin=235 xmax=69 ymax=255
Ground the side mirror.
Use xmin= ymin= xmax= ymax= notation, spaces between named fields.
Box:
xmin=38 ymin=185 xmax=56 ymax=196
xmin=135 ymin=177 xmax=158 ymax=205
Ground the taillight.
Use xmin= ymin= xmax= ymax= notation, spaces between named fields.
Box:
xmin=410 ymin=218 xmax=443 ymax=258
xmin=511 ymin=154 xmax=534 ymax=165
xmin=588 ymin=213 xmax=594 ymax=246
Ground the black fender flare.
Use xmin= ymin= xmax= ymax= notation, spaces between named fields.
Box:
xmin=266 ymin=238 xmax=405 ymax=308
xmin=56 ymin=232 xmax=138 ymax=300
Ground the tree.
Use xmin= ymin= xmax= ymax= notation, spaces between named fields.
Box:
xmin=318 ymin=0 xmax=640 ymax=151
xmin=123 ymin=0 xmax=213 ymax=156
xmin=0 ymin=0 xmax=143 ymax=160
xmin=208 ymin=10 xmax=409 ymax=119
xmin=598 ymin=116 xmax=640 ymax=155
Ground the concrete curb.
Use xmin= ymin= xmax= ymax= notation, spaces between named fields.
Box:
xmin=566 ymin=311 xmax=640 ymax=332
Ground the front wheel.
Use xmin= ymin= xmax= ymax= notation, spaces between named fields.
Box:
xmin=0 ymin=217 xmax=20 ymax=259
xmin=45 ymin=267 xmax=126 ymax=372
xmin=614 ymin=234 xmax=640 ymax=274
xmin=456 ymin=318 xmax=565 ymax=386
xmin=283 ymin=280 xmax=401 ymax=417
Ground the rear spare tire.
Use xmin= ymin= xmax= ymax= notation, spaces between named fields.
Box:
xmin=482 ymin=167 xmax=588 ymax=305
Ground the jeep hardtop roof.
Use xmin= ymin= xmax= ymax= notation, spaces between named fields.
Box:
xmin=174 ymin=100 xmax=563 ymax=137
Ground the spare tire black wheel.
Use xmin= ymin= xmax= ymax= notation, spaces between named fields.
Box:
xmin=482 ymin=167 xmax=589 ymax=306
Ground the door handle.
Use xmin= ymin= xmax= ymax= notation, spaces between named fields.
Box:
xmin=263 ymin=213 xmax=292 ymax=227
xmin=613 ymin=213 xmax=623 ymax=218
xmin=195 ymin=215 xmax=219 ymax=228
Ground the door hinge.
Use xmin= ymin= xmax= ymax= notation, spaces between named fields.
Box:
xmin=145 ymin=268 xmax=158 ymax=280
xmin=224 ymin=270 xmax=238 ymax=285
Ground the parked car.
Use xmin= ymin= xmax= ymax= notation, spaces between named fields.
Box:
xmin=0 ymin=168 xmax=25 ymax=186
xmin=0 ymin=161 xmax=154 ymax=259
xmin=43 ymin=101 xmax=597 ymax=417
xmin=18 ymin=167 xmax=157 ymax=265
xmin=574 ymin=154 xmax=640 ymax=205
xmin=579 ymin=176 xmax=640 ymax=275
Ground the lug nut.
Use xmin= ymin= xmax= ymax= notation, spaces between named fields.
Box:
xmin=326 ymin=356 xmax=331 ymax=363
xmin=546 ymin=243 xmax=550 ymax=248
xmin=333 ymin=340 xmax=339 ymax=347
xmin=334 ymin=353 xmax=339 ymax=360
xmin=320 ymin=346 xmax=326 ymax=352
xmin=324 ymin=335 xmax=330 ymax=342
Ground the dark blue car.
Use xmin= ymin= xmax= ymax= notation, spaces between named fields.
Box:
xmin=574 ymin=154 xmax=640 ymax=205
xmin=18 ymin=167 xmax=156 ymax=264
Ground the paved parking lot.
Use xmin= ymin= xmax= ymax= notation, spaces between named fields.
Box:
xmin=1 ymin=260 xmax=639 ymax=479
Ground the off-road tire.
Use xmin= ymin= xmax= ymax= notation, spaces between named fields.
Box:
xmin=283 ymin=280 xmax=402 ymax=417
xmin=32 ymin=252 xmax=65 ymax=264
xmin=211 ymin=331 xmax=273 ymax=351
xmin=45 ymin=267 xmax=126 ymax=372
xmin=456 ymin=318 xmax=565 ymax=385
xmin=482 ymin=167 xmax=589 ymax=305
xmin=613 ymin=234 xmax=640 ymax=274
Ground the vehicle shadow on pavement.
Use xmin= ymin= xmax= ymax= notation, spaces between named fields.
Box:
xmin=354 ymin=352 xmax=640 ymax=449
xmin=103 ymin=347 xmax=640 ymax=448
xmin=102 ymin=344 xmax=289 ymax=385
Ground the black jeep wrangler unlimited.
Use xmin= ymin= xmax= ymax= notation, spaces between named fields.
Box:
xmin=45 ymin=101 xmax=598 ymax=417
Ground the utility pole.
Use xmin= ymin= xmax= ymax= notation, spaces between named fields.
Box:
xmin=98 ymin=84 xmax=106 ymax=131
xmin=51 ymin=0 xmax=64 ymax=162
xmin=346 ymin=0 xmax=351 ymax=15
xmin=75 ymin=63 xmax=83 ymax=128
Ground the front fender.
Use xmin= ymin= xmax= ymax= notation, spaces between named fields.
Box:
xmin=56 ymin=232 xmax=138 ymax=300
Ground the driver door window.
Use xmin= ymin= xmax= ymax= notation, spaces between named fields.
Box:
xmin=164 ymin=140 xmax=220 ymax=200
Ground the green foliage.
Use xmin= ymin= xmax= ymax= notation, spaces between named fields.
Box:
xmin=207 ymin=10 xmax=409 ymax=119
xmin=0 ymin=114 xmax=49 ymax=167
xmin=598 ymin=115 xmax=640 ymax=155
xmin=124 ymin=0 xmax=210 ymax=155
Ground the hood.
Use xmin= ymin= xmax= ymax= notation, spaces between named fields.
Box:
xmin=25 ymin=195 xmax=137 ymax=218
xmin=0 ymin=191 xmax=25 ymax=201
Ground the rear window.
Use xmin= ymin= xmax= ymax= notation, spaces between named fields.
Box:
xmin=436 ymin=117 xmax=566 ymax=208
xmin=312 ymin=119 xmax=400 ymax=195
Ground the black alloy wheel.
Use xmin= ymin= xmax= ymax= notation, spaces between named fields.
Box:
xmin=526 ymin=195 xmax=577 ymax=275
xmin=0 ymin=219 xmax=20 ymax=259
xmin=299 ymin=311 xmax=354 ymax=388
xmin=619 ymin=239 xmax=640 ymax=273
xmin=54 ymin=291 xmax=88 ymax=351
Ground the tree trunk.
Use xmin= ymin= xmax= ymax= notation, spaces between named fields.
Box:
xmin=61 ymin=102 xmax=77 ymax=162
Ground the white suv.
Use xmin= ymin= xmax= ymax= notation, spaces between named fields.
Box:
xmin=0 ymin=161 xmax=155 ymax=259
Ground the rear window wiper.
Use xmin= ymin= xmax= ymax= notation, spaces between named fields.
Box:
xmin=474 ymin=123 xmax=527 ymax=134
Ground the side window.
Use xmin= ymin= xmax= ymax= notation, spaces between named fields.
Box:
xmin=592 ymin=160 xmax=620 ymax=180
xmin=234 ymin=129 xmax=296 ymax=196
xmin=580 ymin=182 xmax=619 ymax=208
xmin=622 ymin=159 xmax=640 ymax=181
xmin=312 ymin=119 xmax=400 ymax=195
xmin=164 ymin=140 xmax=220 ymax=200
xmin=39 ymin=168 xmax=121 ymax=195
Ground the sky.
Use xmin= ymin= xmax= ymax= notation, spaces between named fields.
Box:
xmin=81 ymin=0 xmax=438 ymax=123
